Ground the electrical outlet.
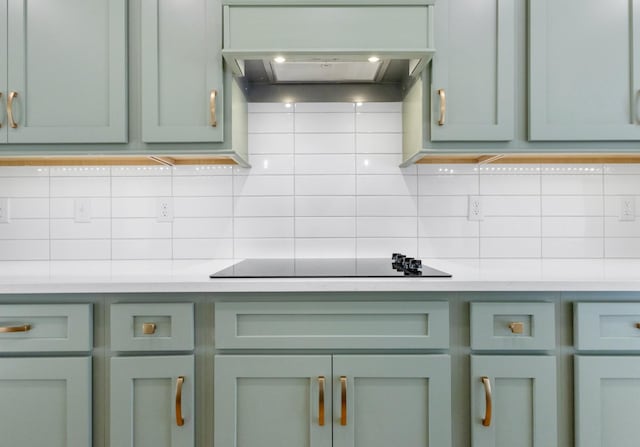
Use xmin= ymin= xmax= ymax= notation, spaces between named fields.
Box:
xmin=157 ymin=198 xmax=174 ymax=222
xmin=620 ymin=197 xmax=636 ymax=221
xmin=74 ymin=198 xmax=92 ymax=223
xmin=468 ymin=195 xmax=483 ymax=221
xmin=0 ymin=198 xmax=10 ymax=223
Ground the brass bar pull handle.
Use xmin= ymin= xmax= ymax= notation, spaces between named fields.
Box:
xmin=209 ymin=90 xmax=217 ymax=127
xmin=318 ymin=376 xmax=325 ymax=426
xmin=0 ymin=323 xmax=31 ymax=333
xmin=437 ymin=89 xmax=446 ymax=126
xmin=7 ymin=91 xmax=17 ymax=128
xmin=508 ymin=322 xmax=524 ymax=334
xmin=175 ymin=376 xmax=185 ymax=427
xmin=142 ymin=323 xmax=157 ymax=334
xmin=481 ymin=376 xmax=492 ymax=427
xmin=340 ymin=376 xmax=347 ymax=426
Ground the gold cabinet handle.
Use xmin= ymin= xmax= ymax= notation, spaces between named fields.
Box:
xmin=340 ymin=376 xmax=347 ymax=426
xmin=481 ymin=376 xmax=492 ymax=427
xmin=7 ymin=91 xmax=17 ymax=128
xmin=437 ymin=89 xmax=446 ymax=126
xmin=508 ymin=322 xmax=524 ymax=334
xmin=0 ymin=91 xmax=3 ymax=128
xmin=635 ymin=323 xmax=640 ymax=329
xmin=175 ymin=376 xmax=185 ymax=427
xmin=142 ymin=322 xmax=157 ymax=334
xmin=0 ymin=323 xmax=31 ymax=333
xmin=209 ymin=90 xmax=217 ymax=127
xmin=318 ymin=376 xmax=325 ymax=426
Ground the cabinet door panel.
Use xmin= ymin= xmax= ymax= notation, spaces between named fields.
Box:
xmin=0 ymin=0 xmax=6 ymax=141
xmin=7 ymin=0 xmax=126 ymax=143
xmin=214 ymin=355 xmax=332 ymax=447
xmin=333 ymin=355 xmax=451 ymax=447
xmin=471 ymin=355 xmax=557 ymax=447
xmin=575 ymin=356 xmax=640 ymax=447
xmin=0 ymin=357 xmax=91 ymax=447
xmin=141 ymin=0 xmax=223 ymax=142
xmin=431 ymin=0 xmax=514 ymax=141
xmin=530 ymin=0 xmax=640 ymax=140
xmin=111 ymin=355 xmax=194 ymax=447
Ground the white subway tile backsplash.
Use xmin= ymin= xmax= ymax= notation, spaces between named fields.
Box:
xmin=295 ymin=197 xmax=356 ymax=217
xmin=357 ymin=238 xmax=418 ymax=258
xmin=542 ymin=175 xmax=603 ymax=195
xmin=355 ymin=112 xmax=402 ymax=133
xmin=604 ymin=196 xmax=639 ymax=216
xmin=357 ymin=196 xmax=417 ymax=217
xmin=50 ymin=240 xmax=110 ymax=260
xmin=112 ymin=239 xmax=172 ymax=260
xmin=0 ymin=220 xmax=48 ymax=239
xmin=295 ymin=102 xmax=355 ymax=113
xmin=296 ymin=238 xmax=356 ymax=258
xmin=542 ymin=238 xmax=604 ymax=258
xmin=604 ymin=164 xmax=640 ymax=175
xmin=481 ymin=175 xmax=540 ymax=195
xmin=0 ymin=240 xmax=48 ymax=260
xmin=51 ymin=219 xmax=110 ymax=239
xmin=295 ymin=134 xmax=355 ymax=154
xmin=248 ymin=113 xmax=294 ymax=133
xmin=418 ymin=196 xmax=468 ymax=217
xmin=296 ymin=217 xmax=355 ymax=238
xmin=604 ymin=175 xmax=640 ymax=195
xmin=480 ymin=238 xmax=541 ymax=258
xmin=112 ymin=177 xmax=170 ymax=197
xmin=112 ymin=198 xmax=157 ymax=218
xmin=418 ymin=164 xmax=479 ymax=175
xmin=540 ymin=164 xmax=602 ymax=175
xmin=480 ymin=165 xmax=541 ymax=175
xmin=50 ymin=177 xmax=110 ymax=197
xmin=483 ymin=196 xmax=541 ymax=217
xmin=295 ymin=113 xmax=355 ymax=133
xmin=419 ymin=238 xmax=479 ymax=258
xmin=234 ymin=238 xmax=294 ymax=258
xmin=111 ymin=166 xmax=170 ymax=177
xmin=419 ymin=217 xmax=479 ymax=238
xmin=173 ymin=239 xmax=233 ymax=259
xmin=173 ymin=176 xmax=232 ymax=197
xmin=238 ymin=155 xmax=294 ymax=176
xmin=419 ymin=175 xmax=479 ymax=196
xmin=359 ymin=217 xmax=417 ymax=238
xmin=112 ymin=219 xmax=171 ymax=239
xmin=356 ymin=133 xmax=403 ymax=154
xmin=173 ymin=218 xmax=234 ymax=239
xmin=0 ymin=177 xmax=48 ymax=197
xmin=542 ymin=217 xmax=603 ymax=238
xmin=234 ymin=196 xmax=294 ymax=217
xmin=295 ymin=175 xmax=356 ymax=196
xmin=357 ymin=175 xmax=417 ymax=196
xmin=234 ymin=175 xmax=294 ymax=196
xmin=356 ymin=154 xmax=409 ymax=175
xmin=172 ymin=165 xmax=233 ymax=176
xmin=248 ymin=103 xmax=293 ymax=113
xmin=0 ymin=167 xmax=48 ymax=177
xmin=295 ymin=154 xmax=356 ymax=175
xmin=173 ymin=197 xmax=233 ymax=218
xmin=7 ymin=198 xmax=49 ymax=218
xmin=605 ymin=217 xmax=640 ymax=237
xmin=605 ymin=238 xmax=640 ymax=258
xmin=480 ymin=217 xmax=541 ymax=238
xmin=248 ymin=133 xmax=295 ymax=155
xmin=356 ymin=102 xmax=402 ymax=113
xmin=541 ymin=196 xmax=603 ymax=216
xmin=235 ymin=217 xmax=294 ymax=238
xmin=50 ymin=198 xmax=111 ymax=219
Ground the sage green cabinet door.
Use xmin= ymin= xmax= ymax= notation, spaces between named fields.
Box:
xmin=575 ymin=356 xmax=640 ymax=447
xmin=471 ymin=355 xmax=557 ymax=447
xmin=6 ymin=0 xmax=126 ymax=143
xmin=111 ymin=356 xmax=195 ymax=447
xmin=0 ymin=357 xmax=91 ymax=447
xmin=214 ymin=355 xmax=332 ymax=447
xmin=0 ymin=0 xmax=6 ymax=141
xmin=529 ymin=0 xmax=640 ymax=140
xmin=141 ymin=0 xmax=223 ymax=142
xmin=430 ymin=0 xmax=514 ymax=141
xmin=332 ymin=355 xmax=451 ymax=447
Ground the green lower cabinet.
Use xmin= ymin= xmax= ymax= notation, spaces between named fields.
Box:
xmin=0 ymin=357 xmax=91 ymax=447
xmin=471 ymin=355 xmax=557 ymax=447
xmin=575 ymin=356 xmax=640 ymax=447
xmin=214 ymin=354 xmax=451 ymax=447
xmin=110 ymin=355 xmax=195 ymax=447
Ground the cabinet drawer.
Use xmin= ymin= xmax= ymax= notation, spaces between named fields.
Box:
xmin=574 ymin=302 xmax=640 ymax=351
xmin=215 ymin=301 xmax=449 ymax=349
xmin=0 ymin=304 xmax=92 ymax=352
xmin=111 ymin=303 xmax=194 ymax=352
xmin=470 ymin=302 xmax=555 ymax=351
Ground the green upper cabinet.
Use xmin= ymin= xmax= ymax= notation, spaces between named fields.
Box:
xmin=141 ymin=0 xmax=223 ymax=143
xmin=529 ymin=0 xmax=640 ymax=141
xmin=4 ymin=0 xmax=127 ymax=143
xmin=430 ymin=0 xmax=515 ymax=141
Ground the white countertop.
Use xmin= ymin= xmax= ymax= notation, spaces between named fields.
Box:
xmin=1 ymin=259 xmax=640 ymax=294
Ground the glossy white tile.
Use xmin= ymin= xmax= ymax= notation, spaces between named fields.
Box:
xmin=50 ymin=166 xmax=109 ymax=177
xmin=359 ymin=217 xmax=417 ymax=238
xmin=418 ymin=196 xmax=469 ymax=217
xmin=248 ymin=103 xmax=293 ymax=113
xmin=357 ymin=238 xmax=418 ymax=258
xmin=173 ymin=239 xmax=233 ymax=259
xmin=604 ymin=196 xmax=640 ymax=216
xmin=234 ymin=238 xmax=294 ymax=258
xmin=295 ymin=133 xmax=355 ymax=154
xmin=604 ymin=164 xmax=640 ymax=175
xmin=234 ymin=175 xmax=294 ymax=196
xmin=295 ymin=113 xmax=355 ymax=133
xmin=296 ymin=238 xmax=356 ymax=258
xmin=541 ymin=196 xmax=603 ymax=216
xmin=355 ymin=112 xmax=402 ymax=133
xmin=294 ymin=102 xmax=355 ymax=113
xmin=112 ymin=219 xmax=171 ymax=239
xmin=248 ymin=113 xmax=294 ymax=133
xmin=419 ymin=238 xmax=479 ymax=258
xmin=419 ymin=217 xmax=479 ymax=237
xmin=112 ymin=239 xmax=172 ymax=260
xmin=112 ymin=177 xmax=170 ymax=197
xmin=295 ymin=175 xmax=356 ymax=196
xmin=483 ymin=196 xmax=541 ymax=216
xmin=356 ymin=133 xmax=403 ymax=154
xmin=50 ymin=177 xmax=110 ymax=197
xmin=357 ymin=175 xmax=417 ymax=196
xmin=172 ymin=165 xmax=233 ymax=176
xmin=480 ymin=238 xmax=541 ymax=258
xmin=295 ymin=196 xmax=356 ymax=217
xmin=480 ymin=217 xmax=541 ymax=238
xmin=238 ymin=155 xmax=294 ymax=175
xmin=50 ymin=198 xmax=110 ymax=219
xmin=479 ymin=165 xmax=541 ymax=175
xmin=111 ymin=166 xmax=170 ymax=177
xmin=295 ymin=154 xmax=356 ymax=175
xmin=0 ymin=220 xmax=49 ymax=239
xmin=296 ymin=217 xmax=356 ymax=238
xmin=173 ymin=197 xmax=233 ymax=217
xmin=356 ymin=102 xmax=402 ymax=113
xmin=7 ymin=198 xmax=49 ymax=218
xmin=112 ymin=198 xmax=158 ymax=218
xmin=418 ymin=175 xmax=479 ymax=196
xmin=542 ymin=217 xmax=603 ymax=238
xmin=173 ymin=176 xmax=232 ymax=196
xmin=235 ymin=217 xmax=294 ymax=238
xmin=604 ymin=175 xmax=640 ymax=195
xmin=51 ymin=219 xmax=111 ymax=239
xmin=480 ymin=175 xmax=540 ymax=195
xmin=234 ymin=196 xmax=294 ymax=217
xmin=605 ymin=217 xmax=640 ymax=237
xmin=541 ymin=174 xmax=603 ymax=195
xmin=173 ymin=218 xmax=234 ymax=238
xmin=248 ymin=133 xmax=295 ymax=155
xmin=0 ymin=177 xmax=48 ymax=197
xmin=0 ymin=167 xmax=49 ymax=177
xmin=357 ymin=196 xmax=417 ymax=217
xmin=419 ymin=164 xmax=479 ymax=175
xmin=356 ymin=154 xmax=408 ymax=175
xmin=605 ymin=238 xmax=640 ymax=258
xmin=50 ymin=240 xmax=110 ymax=260
xmin=0 ymin=240 xmax=49 ymax=260
xmin=542 ymin=238 xmax=604 ymax=258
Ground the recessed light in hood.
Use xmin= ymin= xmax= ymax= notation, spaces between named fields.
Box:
xmin=222 ymin=2 xmax=435 ymax=102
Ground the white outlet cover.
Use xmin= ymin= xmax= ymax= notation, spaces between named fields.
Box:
xmin=74 ymin=198 xmax=92 ymax=223
xmin=468 ymin=195 xmax=483 ymax=221
xmin=619 ymin=197 xmax=636 ymax=222
xmin=0 ymin=198 xmax=9 ymax=223
xmin=157 ymin=198 xmax=174 ymax=222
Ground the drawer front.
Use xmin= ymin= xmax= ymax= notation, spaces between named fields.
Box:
xmin=111 ymin=303 xmax=194 ymax=352
xmin=575 ymin=302 xmax=640 ymax=351
xmin=215 ymin=301 xmax=449 ymax=349
xmin=0 ymin=304 xmax=92 ymax=352
xmin=470 ymin=302 xmax=555 ymax=351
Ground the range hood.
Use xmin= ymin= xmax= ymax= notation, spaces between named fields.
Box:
xmin=222 ymin=1 xmax=435 ymax=102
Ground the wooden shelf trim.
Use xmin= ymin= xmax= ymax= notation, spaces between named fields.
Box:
xmin=416 ymin=153 xmax=640 ymax=164
xmin=0 ymin=155 xmax=239 ymax=166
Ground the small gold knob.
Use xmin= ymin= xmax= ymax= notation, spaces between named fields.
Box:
xmin=508 ymin=322 xmax=524 ymax=334
xmin=142 ymin=322 xmax=157 ymax=334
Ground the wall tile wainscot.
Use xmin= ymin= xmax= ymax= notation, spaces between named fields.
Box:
xmin=0 ymin=102 xmax=639 ymax=261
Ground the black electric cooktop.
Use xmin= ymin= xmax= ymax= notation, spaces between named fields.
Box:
xmin=210 ymin=254 xmax=451 ymax=278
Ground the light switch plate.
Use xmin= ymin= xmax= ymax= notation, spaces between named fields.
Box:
xmin=0 ymin=198 xmax=9 ymax=223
